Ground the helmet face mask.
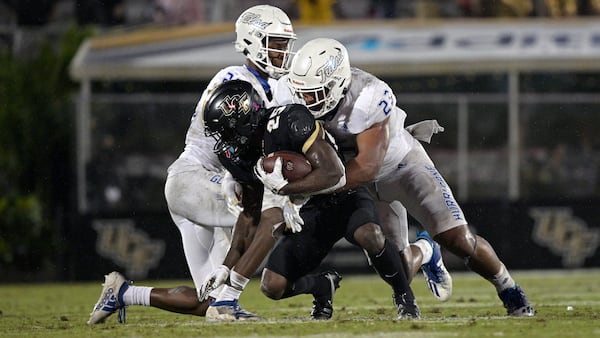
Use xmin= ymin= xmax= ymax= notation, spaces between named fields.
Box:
xmin=203 ymin=80 xmax=266 ymax=155
xmin=235 ymin=5 xmax=297 ymax=79
xmin=288 ymin=38 xmax=351 ymax=119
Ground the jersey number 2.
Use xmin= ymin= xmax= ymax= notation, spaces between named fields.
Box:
xmin=378 ymin=90 xmax=394 ymax=116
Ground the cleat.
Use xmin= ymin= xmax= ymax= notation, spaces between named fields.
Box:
xmin=87 ymin=271 xmax=130 ymax=324
xmin=393 ymin=293 xmax=421 ymax=320
xmin=205 ymin=300 xmax=263 ymax=321
xmin=498 ymin=285 xmax=535 ymax=317
xmin=416 ymin=230 xmax=453 ymax=302
xmin=310 ymin=270 xmax=342 ymax=320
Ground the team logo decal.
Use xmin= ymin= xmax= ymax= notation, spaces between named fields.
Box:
xmin=92 ymin=219 xmax=165 ymax=279
xmin=218 ymin=93 xmax=250 ymax=116
xmin=529 ymin=207 xmax=599 ymax=268
xmin=240 ymin=12 xmax=271 ymax=30
xmin=316 ymin=49 xmax=345 ymax=84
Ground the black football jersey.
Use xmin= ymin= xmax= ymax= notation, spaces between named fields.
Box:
xmin=218 ymin=104 xmax=340 ymax=184
xmin=263 ymin=104 xmax=322 ymax=155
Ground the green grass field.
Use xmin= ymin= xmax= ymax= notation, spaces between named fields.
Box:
xmin=1 ymin=269 xmax=599 ymax=337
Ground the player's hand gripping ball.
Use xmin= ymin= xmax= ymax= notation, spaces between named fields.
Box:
xmin=262 ymin=151 xmax=312 ymax=182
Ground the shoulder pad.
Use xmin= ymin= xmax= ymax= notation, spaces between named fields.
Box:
xmin=284 ymin=104 xmax=316 ymax=139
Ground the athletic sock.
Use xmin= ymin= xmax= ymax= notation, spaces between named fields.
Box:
xmin=489 ymin=264 xmax=516 ymax=293
xmin=216 ymin=270 xmax=249 ymax=302
xmin=217 ymin=285 xmax=242 ymax=302
xmin=413 ymin=238 xmax=434 ymax=265
xmin=370 ymin=240 xmax=415 ymax=301
xmin=122 ymin=286 xmax=153 ymax=306
xmin=280 ymin=274 xmax=322 ymax=300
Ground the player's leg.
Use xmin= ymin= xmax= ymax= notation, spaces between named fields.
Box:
xmin=164 ymin=166 xmax=238 ymax=229
xmin=392 ymin=142 xmax=534 ymax=316
xmin=88 ymin=216 xmax=229 ymax=324
xmin=153 ymin=215 xmax=229 ymax=312
xmin=353 ymin=224 xmax=420 ymax=319
xmin=206 ymin=206 xmax=282 ymax=321
xmin=88 ymin=168 xmax=235 ymax=324
xmin=434 ymin=225 xmax=534 ymax=316
xmin=376 ymin=200 xmax=419 ymax=280
xmin=164 ymin=165 xmax=234 ymax=294
xmin=261 ymin=268 xmax=341 ymax=320
xmin=374 ymin=190 xmax=452 ymax=302
xmin=342 ymin=188 xmax=419 ymax=319
xmin=260 ymin=210 xmax=342 ymax=320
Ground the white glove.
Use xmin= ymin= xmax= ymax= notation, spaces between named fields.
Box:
xmin=199 ymin=265 xmax=230 ymax=301
xmin=221 ymin=171 xmax=243 ymax=217
xmin=254 ymin=157 xmax=289 ymax=194
xmin=283 ymin=197 xmax=307 ymax=233
xmin=405 ymin=120 xmax=444 ymax=143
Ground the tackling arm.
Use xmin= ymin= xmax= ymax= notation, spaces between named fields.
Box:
xmin=341 ymin=117 xmax=390 ymax=191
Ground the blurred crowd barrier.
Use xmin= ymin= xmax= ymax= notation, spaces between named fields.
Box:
xmin=2 ymin=0 xmax=600 ymax=28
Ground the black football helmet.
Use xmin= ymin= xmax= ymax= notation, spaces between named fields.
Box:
xmin=203 ymin=79 xmax=267 ymax=155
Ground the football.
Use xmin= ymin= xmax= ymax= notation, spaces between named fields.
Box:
xmin=262 ymin=150 xmax=312 ymax=182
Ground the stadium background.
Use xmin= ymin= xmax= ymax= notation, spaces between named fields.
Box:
xmin=1 ymin=0 xmax=599 ymax=282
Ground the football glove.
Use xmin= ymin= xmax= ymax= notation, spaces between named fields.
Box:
xmin=254 ymin=157 xmax=289 ymax=194
xmin=199 ymin=265 xmax=230 ymax=301
xmin=282 ymin=197 xmax=306 ymax=233
xmin=221 ymin=171 xmax=243 ymax=217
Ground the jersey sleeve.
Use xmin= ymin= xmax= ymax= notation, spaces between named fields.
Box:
xmin=263 ymin=104 xmax=319 ymax=155
xmin=271 ymin=75 xmax=297 ymax=106
xmin=287 ymin=105 xmax=319 ymax=152
xmin=208 ymin=67 xmax=250 ymax=87
xmin=348 ymin=81 xmax=397 ymax=134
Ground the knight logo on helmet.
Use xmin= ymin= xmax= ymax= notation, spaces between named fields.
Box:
xmin=218 ymin=93 xmax=251 ymax=117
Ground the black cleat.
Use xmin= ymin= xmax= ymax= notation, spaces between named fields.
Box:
xmin=393 ymin=293 xmax=421 ymax=320
xmin=310 ymin=270 xmax=342 ymax=320
xmin=498 ymin=285 xmax=535 ymax=317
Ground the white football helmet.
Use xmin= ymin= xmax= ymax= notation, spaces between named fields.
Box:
xmin=235 ymin=5 xmax=297 ymax=79
xmin=288 ymin=38 xmax=352 ymax=119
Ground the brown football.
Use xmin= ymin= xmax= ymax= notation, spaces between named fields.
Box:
xmin=262 ymin=150 xmax=312 ymax=182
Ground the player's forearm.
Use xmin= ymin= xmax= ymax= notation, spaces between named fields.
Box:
xmin=222 ymin=212 xmax=254 ymax=268
xmin=280 ymin=139 xmax=346 ymax=195
xmin=279 ymin=167 xmax=344 ymax=195
xmin=339 ymin=159 xmax=379 ymax=191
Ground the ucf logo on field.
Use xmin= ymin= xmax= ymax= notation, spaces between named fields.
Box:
xmin=529 ymin=207 xmax=600 ymax=268
xmin=92 ymin=219 xmax=165 ymax=279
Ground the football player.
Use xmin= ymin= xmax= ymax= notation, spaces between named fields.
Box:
xmin=284 ymin=38 xmax=534 ymax=317
xmin=87 ymin=5 xmax=297 ymax=324
xmin=200 ymin=79 xmax=419 ymax=321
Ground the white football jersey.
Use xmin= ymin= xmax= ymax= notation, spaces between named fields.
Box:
xmin=320 ymin=68 xmax=413 ymax=180
xmin=174 ymin=66 xmax=279 ymax=174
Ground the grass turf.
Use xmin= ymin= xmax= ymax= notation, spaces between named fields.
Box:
xmin=0 ymin=269 xmax=598 ymax=337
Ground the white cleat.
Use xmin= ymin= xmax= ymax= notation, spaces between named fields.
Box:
xmin=87 ymin=271 xmax=129 ymax=324
xmin=205 ymin=300 xmax=263 ymax=322
xmin=417 ymin=231 xmax=453 ymax=302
